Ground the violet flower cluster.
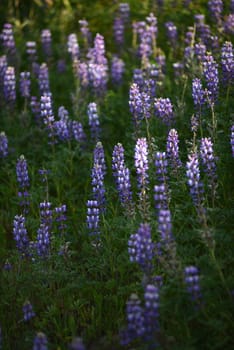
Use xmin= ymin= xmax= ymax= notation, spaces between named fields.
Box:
xmin=184 ymin=266 xmax=202 ymax=305
xmin=200 ymin=137 xmax=217 ymax=191
xmin=41 ymin=29 xmax=52 ymax=60
xmin=221 ymin=41 xmax=234 ymax=86
xmin=16 ymin=155 xmax=30 ymax=210
xmin=36 ymin=223 xmax=50 ymax=257
xmin=40 ymin=93 xmax=56 ymax=142
xmin=134 ymin=138 xmax=149 ymax=200
xmin=33 ymin=332 xmax=48 ymax=350
xmin=13 ymin=214 xmax=29 ymax=256
xmin=202 ymin=53 xmax=219 ymax=105
xmin=3 ymin=66 xmax=16 ymax=106
xmin=111 ymin=56 xmax=125 ymax=85
xmin=186 ymin=152 xmax=204 ymax=207
xmin=22 ymin=301 xmax=35 ymax=321
xmin=91 ymin=142 xmax=106 ymax=212
xmin=166 ymin=128 xmax=182 ymax=170
xmin=154 ymin=152 xmax=169 ymax=212
xmin=154 ymin=97 xmax=174 ymax=125
xmin=87 ymin=102 xmax=100 ymax=141
xmin=231 ymin=125 xmax=234 ymax=157
xmin=19 ymin=71 xmax=31 ymax=99
xmin=0 ymin=131 xmax=8 ymax=158
xmin=38 ymin=63 xmax=50 ymax=95
xmin=86 ymin=200 xmax=100 ymax=236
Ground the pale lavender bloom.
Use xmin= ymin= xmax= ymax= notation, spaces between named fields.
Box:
xmin=200 ymin=137 xmax=217 ymax=190
xmin=54 ymin=106 xmax=71 ymax=141
xmin=111 ymin=56 xmax=125 ymax=85
xmin=113 ymin=17 xmax=125 ymax=46
xmin=33 ymin=332 xmax=48 ymax=350
xmin=41 ymin=29 xmax=52 ymax=59
xmin=79 ymin=19 xmax=91 ymax=45
xmin=54 ymin=204 xmax=67 ymax=234
xmin=19 ymin=71 xmax=30 ymax=98
xmin=88 ymin=102 xmax=100 ymax=141
xmin=129 ymin=83 xmax=143 ymax=128
xmin=184 ymin=266 xmax=202 ymax=303
xmin=26 ymin=41 xmax=37 ymax=63
xmin=23 ymin=301 xmax=35 ymax=321
xmin=135 ymin=138 xmax=149 ymax=194
xmin=186 ymin=152 xmax=204 ymax=206
xmin=194 ymin=42 xmax=207 ymax=63
xmin=133 ymin=69 xmax=144 ymax=90
xmin=221 ymin=41 xmax=234 ymax=86
xmin=91 ymin=142 xmax=106 ymax=211
xmin=128 ymin=223 xmax=154 ymax=273
xmin=0 ymin=55 xmax=7 ymax=93
xmin=202 ymin=53 xmax=219 ymax=105
xmin=72 ymin=121 xmax=86 ymax=144
xmin=40 ymin=93 xmax=55 ymax=141
xmin=67 ymin=33 xmax=79 ymax=60
xmin=77 ymin=61 xmax=89 ymax=87
xmin=86 ymin=200 xmax=100 ymax=236
xmin=0 ymin=131 xmax=8 ymax=158
xmin=40 ymin=201 xmax=53 ymax=229
xmin=192 ymin=78 xmax=205 ymax=109
xmin=4 ymin=66 xmax=16 ymax=105
xmin=119 ymin=3 xmax=130 ymax=23
xmin=155 ymin=151 xmax=168 ymax=183
xmin=165 ymin=21 xmax=178 ymax=48
xmin=154 ymin=184 xmax=168 ymax=211
xmin=191 ymin=114 xmax=199 ymax=133
xmin=38 ymin=63 xmax=50 ymax=95
xmin=231 ymin=125 xmax=234 ymax=157
xmin=154 ymin=97 xmax=174 ymax=125
xmin=88 ymin=62 xmax=108 ymax=94
xmin=13 ymin=215 xmax=29 ymax=255
xmin=158 ymin=209 xmax=173 ymax=243
xmin=166 ymin=129 xmax=182 ymax=168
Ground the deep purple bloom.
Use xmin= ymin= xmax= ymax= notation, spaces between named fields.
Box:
xmin=33 ymin=332 xmax=48 ymax=350
xmin=155 ymin=151 xmax=168 ymax=183
xmin=166 ymin=129 xmax=182 ymax=169
xmin=23 ymin=301 xmax=35 ymax=321
xmin=38 ymin=63 xmax=50 ymax=95
xmin=54 ymin=106 xmax=71 ymax=142
xmin=36 ymin=223 xmax=50 ymax=257
xmin=19 ymin=71 xmax=31 ymax=98
xmin=128 ymin=223 xmax=154 ymax=273
xmin=13 ymin=215 xmax=29 ymax=255
xmin=154 ymin=97 xmax=174 ymax=125
xmin=88 ymin=102 xmax=100 ymax=141
xmin=154 ymin=184 xmax=168 ymax=211
xmin=221 ymin=41 xmax=234 ymax=86
xmin=54 ymin=204 xmax=67 ymax=234
xmin=16 ymin=155 xmax=30 ymax=209
xmin=192 ymin=78 xmax=205 ymax=109
xmin=202 ymin=53 xmax=219 ymax=105
xmin=86 ymin=200 xmax=100 ymax=236
xmin=112 ymin=143 xmax=133 ymax=208
xmin=111 ymin=56 xmax=125 ymax=85
xmin=0 ymin=23 xmax=16 ymax=60
xmin=39 ymin=201 xmax=53 ymax=228
xmin=158 ymin=209 xmax=173 ymax=243
xmin=200 ymin=137 xmax=217 ymax=182
xmin=144 ymin=284 xmax=160 ymax=338
xmin=184 ymin=266 xmax=202 ymax=303
xmin=113 ymin=16 xmax=125 ymax=46
xmin=0 ymin=131 xmax=8 ymax=158
xmin=3 ymin=66 xmax=16 ymax=105
xmin=69 ymin=337 xmax=86 ymax=350
xmin=41 ymin=29 xmax=52 ymax=59
xmin=88 ymin=62 xmax=108 ymax=95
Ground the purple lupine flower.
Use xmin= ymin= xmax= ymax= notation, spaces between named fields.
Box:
xmin=3 ymin=260 xmax=12 ymax=271
xmin=221 ymin=41 xmax=234 ymax=86
xmin=16 ymin=155 xmax=30 ymax=210
xmin=154 ymin=184 xmax=168 ymax=211
xmin=19 ymin=71 xmax=31 ymax=98
xmin=138 ymin=30 xmax=152 ymax=63
xmin=70 ymin=337 xmax=86 ymax=350
xmin=79 ymin=19 xmax=91 ymax=46
xmin=146 ymin=13 xmax=158 ymax=44
xmin=200 ymin=137 xmax=217 ymax=192
xmin=166 ymin=129 xmax=182 ymax=169
xmin=184 ymin=26 xmax=194 ymax=46
xmin=165 ymin=21 xmax=178 ymax=48
xmin=88 ymin=62 xmax=108 ymax=95
xmin=128 ymin=223 xmax=154 ymax=273
xmin=192 ymin=78 xmax=205 ymax=110
xmin=194 ymin=42 xmax=207 ymax=63
xmin=30 ymin=96 xmax=41 ymax=123
xmin=86 ymin=200 xmax=100 ymax=236
xmin=38 ymin=63 xmax=50 ymax=95
xmin=36 ymin=223 xmax=50 ymax=257
xmin=67 ymin=33 xmax=79 ymax=61
xmin=40 ymin=93 xmax=55 ymax=141
xmin=231 ymin=0 xmax=234 ymax=12
xmin=184 ymin=266 xmax=202 ymax=304
xmin=76 ymin=62 xmax=89 ymax=88
xmin=119 ymin=3 xmax=130 ymax=23
xmin=231 ymin=125 xmax=234 ymax=157
xmin=112 ymin=143 xmax=133 ymax=210
xmin=13 ymin=215 xmax=29 ymax=255
xmin=0 ymin=131 xmax=8 ymax=158
xmin=144 ymin=284 xmax=160 ymax=338
xmin=54 ymin=106 xmax=71 ymax=142
xmin=33 ymin=332 xmax=48 ymax=350
xmin=154 ymin=97 xmax=174 ymax=125
xmin=133 ymin=69 xmax=144 ymax=90
xmin=91 ymin=142 xmax=106 ymax=212
xmin=173 ymin=62 xmax=184 ymax=79
xmin=158 ymin=209 xmax=173 ymax=243
xmin=202 ymin=53 xmax=219 ymax=105
xmin=194 ymin=14 xmax=205 ymax=27
xmin=186 ymin=152 xmax=204 ymax=206
xmin=208 ymin=0 xmax=223 ymax=23
xmin=111 ymin=56 xmax=125 ymax=85
xmin=129 ymin=83 xmax=143 ymax=129
xmin=3 ymin=66 xmax=16 ymax=105
xmin=224 ymin=14 xmax=234 ymax=36
xmin=196 ymin=20 xmax=212 ymax=48
xmin=41 ymin=29 xmax=52 ymax=59
xmin=88 ymin=102 xmax=100 ymax=141
xmin=54 ymin=204 xmax=67 ymax=234
xmin=23 ymin=301 xmax=35 ymax=321
xmin=0 ymin=55 xmax=7 ymax=93
xmin=26 ymin=41 xmax=37 ymax=64
xmin=39 ymin=201 xmax=53 ymax=229
xmin=135 ymin=138 xmax=149 ymax=196
xmin=155 ymin=151 xmax=168 ymax=183
xmin=113 ymin=16 xmax=125 ymax=46
xmin=0 ymin=23 xmax=16 ymax=60
xmin=190 ymin=114 xmax=199 ymax=134
xmin=120 ymin=293 xmax=145 ymax=346
xmin=72 ymin=121 xmax=87 ymax=144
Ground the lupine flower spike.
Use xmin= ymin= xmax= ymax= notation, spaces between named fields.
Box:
xmin=0 ymin=132 xmax=8 ymax=158
xmin=16 ymin=155 xmax=30 ymax=212
xmin=33 ymin=332 xmax=48 ymax=350
xmin=184 ymin=266 xmax=202 ymax=307
xmin=23 ymin=301 xmax=35 ymax=321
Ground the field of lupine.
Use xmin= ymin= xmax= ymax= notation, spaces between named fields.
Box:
xmin=0 ymin=0 xmax=234 ymax=349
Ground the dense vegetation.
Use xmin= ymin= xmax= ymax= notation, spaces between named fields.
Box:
xmin=0 ymin=0 xmax=233 ymax=349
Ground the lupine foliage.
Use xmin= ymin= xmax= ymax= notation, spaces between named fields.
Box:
xmin=0 ymin=1 xmax=233 ymax=349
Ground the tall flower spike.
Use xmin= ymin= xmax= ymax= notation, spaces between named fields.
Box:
xmin=33 ymin=332 xmax=48 ymax=350
xmin=231 ymin=125 xmax=234 ymax=157
xmin=154 ymin=183 xmax=168 ymax=211
xmin=40 ymin=93 xmax=56 ymax=142
xmin=154 ymin=98 xmax=174 ymax=125
xmin=208 ymin=0 xmax=223 ymax=23
xmin=186 ymin=152 xmax=204 ymax=207
xmin=3 ymin=66 xmax=16 ymax=106
xmin=54 ymin=204 xmax=67 ymax=235
xmin=113 ymin=16 xmax=125 ymax=46
xmin=221 ymin=41 xmax=234 ymax=86
xmin=88 ymin=102 xmax=100 ymax=141
xmin=41 ymin=29 xmax=52 ymax=60
xmin=165 ymin=21 xmax=178 ymax=48
xmin=91 ymin=142 xmax=106 ymax=212
xmin=111 ymin=56 xmax=125 ymax=85
xmin=0 ymin=23 xmax=16 ymax=62
xmin=67 ymin=33 xmax=79 ymax=61
xmin=36 ymin=223 xmax=50 ymax=257
xmin=135 ymin=138 xmax=149 ymax=198
xmin=166 ymin=129 xmax=182 ymax=169
xmin=19 ymin=71 xmax=31 ymax=99
xmin=155 ymin=151 xmax=168 ymax=183
xmin=184 ymin=266 xmax=202 ymax=305
xmin=23 ymin=301 xmax=35 ymax=321
xmin=0 ymin=131 xmax=8 ymax=158
xmin=16 ymin=155 xmax=30 ymax=211
xmin=128 ymin=223 xmax=154 ymax=274
xmin=13 ymin=215 xmax=29 ymax=255
xmin=192 ymin=78 xmax=205 ymax=110
xmin=129 ymin=83 xmax=143 ymax=132
xmin=39 ymin=201 xmax=53 ymax=229
xmin=200 ymin=137 xmax=217 ymax=190
xmin=144 ymin=284 xmax=160 ymax=339
xmin=86 ymin=200 xmax=100 ymax=236
xmin=202 ymin=53 xmax=219 ymax=105
xmin=38 ymin=63 xmax=50 ymax=95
